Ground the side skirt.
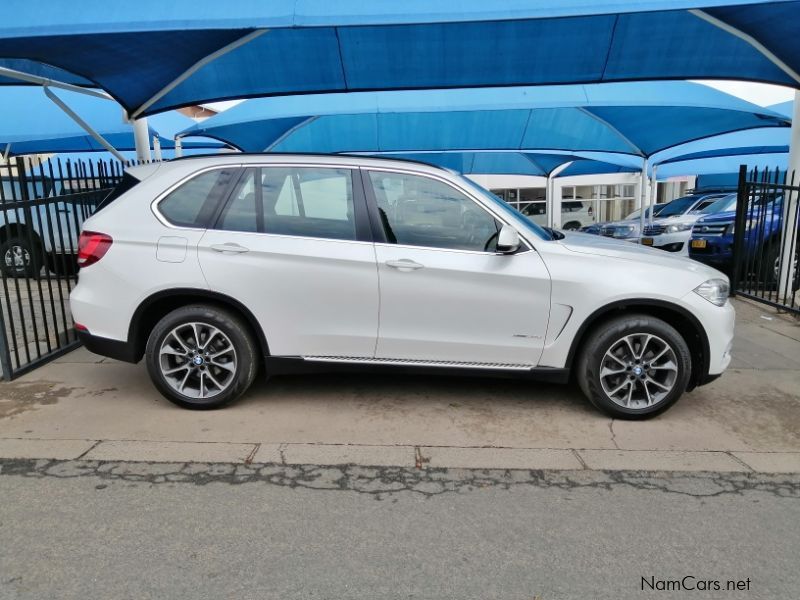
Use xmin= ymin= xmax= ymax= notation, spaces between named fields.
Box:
xmin=264 ymin=356 xmax=570 ymax=384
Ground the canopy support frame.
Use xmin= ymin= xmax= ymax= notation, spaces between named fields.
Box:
xmin=546 ymin=161 xmax=573 ymax=229
xmin=0 ymin=66 xmax=112 ymax=99
xmin=689 ymin=10 xmax=800 ymax=85
xmin=43 ymin=86 xmax=125 ymax=161
xmin=638 ymin=157 xmax=650 ymax=238
xmin=264 ymin=116 xmax=318 ymax=152
xmin=130 ymin=28 xmax=269 ymax=119
xmin=576 ymin=107 xmax=646 ymax=157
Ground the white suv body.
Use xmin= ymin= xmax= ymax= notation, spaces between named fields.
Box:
xmin=71 ymin=155 xmax=734 ymax=419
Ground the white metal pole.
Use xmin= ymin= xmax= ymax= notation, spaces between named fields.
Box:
xmin=778 ymin=90 xmax=800 ymax=301
xmin=649 ymin=164 xmax=658 ymax=226
xmin=638 ymin=158 xmax=649 ymax=239
xmin=546 ymin=175 xmax=554 ymax=228
xmin=152 ymin=136 xmax=163 ymax=161
xmin=133 ymin=118 xmax=151 ymax=162
xmin=174 ymin=137 xmax=183 ymax=158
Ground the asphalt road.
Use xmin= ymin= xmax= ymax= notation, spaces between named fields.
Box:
xmin=1 ymin=460 xmax=798 ymax=600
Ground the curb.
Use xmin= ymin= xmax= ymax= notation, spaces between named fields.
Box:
xmin=1 ymin=437 xmax=799 ymax=474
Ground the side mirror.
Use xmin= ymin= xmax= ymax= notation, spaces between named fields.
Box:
xmin=496 ymin=224 xmax=520 ymax=254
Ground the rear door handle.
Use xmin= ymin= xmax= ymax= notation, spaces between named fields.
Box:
xmin=210 ymin=243 xmax=250 ymax=254
xmin=386 ymin=259 xmax=424 ymax=271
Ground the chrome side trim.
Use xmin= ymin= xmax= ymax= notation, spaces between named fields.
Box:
xmin=302 ymin=356 xmax=534 ymax=370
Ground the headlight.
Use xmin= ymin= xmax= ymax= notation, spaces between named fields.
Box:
xmin=693 ymin=278 xmax=730 ymax=306
xmin=665 ymin=223 xmax=693 ymax=234
xmin=612 ymin=225 xmax=635 ymax=238
xmin=726 ymin=224 xmax=735 ymax=235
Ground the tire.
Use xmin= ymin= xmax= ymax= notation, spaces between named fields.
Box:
xmin=760 ymin=242 xmax=799 ymax=292
xmin=0 ymin=234 xmax=43 ymax=278
xmin=562 ymin=221 xmax=582 ymax=231
xmin=49 ymin=253 xmax=79 ymax=278
xmin=576 ymin=314 xmax=692 ymax=419
xmin=145 ymin=304 xmax=259 ymax=410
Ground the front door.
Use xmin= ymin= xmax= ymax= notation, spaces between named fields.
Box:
xmin=199 ymin=165 xmax=379 ymax=358
xmin=365 ymin=169 xmax=551 ymax=366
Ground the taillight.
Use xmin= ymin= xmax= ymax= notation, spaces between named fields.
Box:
xmin=77 ymin=231 xmax=113 ymax=267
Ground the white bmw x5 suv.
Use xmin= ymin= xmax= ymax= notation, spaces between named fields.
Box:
xmin=70 ymin=155 xmax=734 ymax=419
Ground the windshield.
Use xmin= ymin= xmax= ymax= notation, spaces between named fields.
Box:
xmin=624 ymin=203 xmax=667 ymax=220
xmin=699 ymin=194 xmax=737 ymax=215
xmin=657 ymin=195 xmax=704 ymax=218
xmin=457 ymin=174 xmax=551 ymax=240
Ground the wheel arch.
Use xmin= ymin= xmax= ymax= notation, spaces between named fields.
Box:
xmin=565 ymin=299 xmax=711 ymax=390
xmin=128 ymin=288 xmax=270 ymax=363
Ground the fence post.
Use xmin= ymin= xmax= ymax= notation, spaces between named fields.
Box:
xmin=730 ymin=164 xmax=749 ymax=296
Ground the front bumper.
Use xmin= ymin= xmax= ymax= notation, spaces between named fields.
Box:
xmin=681 ymin=291 xmax=735 ymax=377
xmin=640 ymin=231 xmax=691 ymax=255
xmin=688 ymin=236 xmax=733 ymax=272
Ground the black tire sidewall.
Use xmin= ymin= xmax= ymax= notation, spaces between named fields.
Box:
xmin=578 ymin=315 xmax=692 ymax=419
xmin=145 ymin=305 xmax=258 ymax=410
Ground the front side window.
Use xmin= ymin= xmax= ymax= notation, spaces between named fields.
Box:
xmin=215 ymin=166 xmax=357 ymax=241
xmin=159 ymin=168 xmax=237 ymax=228
xmin=368 ymin=171 xmax=500 ymax=252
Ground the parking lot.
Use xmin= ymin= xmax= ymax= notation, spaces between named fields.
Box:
xmin=1 ymin=297 xmax=797 ymax=473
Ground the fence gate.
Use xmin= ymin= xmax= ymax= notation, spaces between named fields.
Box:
xmin=732 ymin=166 xmax=800 ymax=314
xmin=0 ymin=156 xmax=124 ymax=379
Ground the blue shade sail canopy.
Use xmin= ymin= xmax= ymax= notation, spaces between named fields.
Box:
xmin=1 ymin=1 xmax=799 ymax=117
xmin=371 ymin=151 xmax=638 ymax=177
xmin=0 ymin=87 xmax=224 ymax=155
xmin=178 ymin=82 xmax=789 ymax=158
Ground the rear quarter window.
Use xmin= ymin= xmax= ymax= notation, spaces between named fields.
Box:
xmin=158 ymin=168 xmax=238 ymax=228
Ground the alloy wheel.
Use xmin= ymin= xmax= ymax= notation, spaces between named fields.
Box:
xmin=599 ymin=333 xmax=678 ymax=409
xmin=158 ymin=322 xmax=237 ymax=399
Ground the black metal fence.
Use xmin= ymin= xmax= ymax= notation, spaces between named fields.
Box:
xmin=0 ymin=156 xmax=126 ymax=379
xmin=732 ymin=165 xmax=799 ymax=314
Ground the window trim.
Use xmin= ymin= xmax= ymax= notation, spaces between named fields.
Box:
xmin=151 ymin=165 xmax=243 ymax=231
xmin=211 ymin=164 xmax=371 ymax=243
xmin=362 ymin=166 xmax=532 ymax=254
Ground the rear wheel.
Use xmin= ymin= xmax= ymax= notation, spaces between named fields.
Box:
xmin=577 ymin=314 xmax=692 ymax=419
xmin=145 ymin=305 xmax=258 ymax=409
xmin=562 ymin=221 xmax=582 ymax=231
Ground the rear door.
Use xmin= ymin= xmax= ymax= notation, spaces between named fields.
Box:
xmin=198 ymin=164 xmax=379 ymax=358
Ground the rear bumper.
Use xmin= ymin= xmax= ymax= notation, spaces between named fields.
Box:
xmin=77 ymin=330 xmax=139 ymax=363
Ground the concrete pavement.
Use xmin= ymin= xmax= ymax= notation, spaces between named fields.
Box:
xmin=0 ymin=298 xmax=798 ymax=473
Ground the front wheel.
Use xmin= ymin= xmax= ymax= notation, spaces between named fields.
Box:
xmin=145 ymin=305 xmax=258 ymax=409
xmin=576 ymin=314 xmax=692 ymax=419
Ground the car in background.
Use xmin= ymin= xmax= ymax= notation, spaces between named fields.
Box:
xmin=522 ymin=199 xmax=593 ymax=230
xmin=0 ymin=175 xmax=85 ymax=278
xmin=640 ymin=193 xmax=732 ymax=254
xmin=580 ymin=203 xmax=668 ymax=240
xmin=689 ymin=195 xmax=799 ymax=288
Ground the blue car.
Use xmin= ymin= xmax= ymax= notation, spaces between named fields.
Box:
xmin=689 ymin=195 xmax=798 ymax=287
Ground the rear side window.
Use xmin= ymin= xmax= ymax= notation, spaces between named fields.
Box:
xmin=215 ymin=166 xmax=357 ymax=241
xmin=95 ymin=172 xmax=141 ymax=212
xmin=159 ymin=168 xmax=237 ymax=228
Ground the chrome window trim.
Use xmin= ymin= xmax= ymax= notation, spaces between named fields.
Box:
xmin=150 ymin=159 xmax=536 ymax=252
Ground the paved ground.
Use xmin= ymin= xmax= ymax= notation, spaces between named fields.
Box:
xmin=0 ymin=297 xmax=798 ymax=472
xmin=1 ymin=459 xmax=798 ymax=599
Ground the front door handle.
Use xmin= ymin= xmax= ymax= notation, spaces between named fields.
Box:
xmin=386 ymin=259 xmax=424 ymax=271
xmin=210 ymin=242 xmax=250 ymax=254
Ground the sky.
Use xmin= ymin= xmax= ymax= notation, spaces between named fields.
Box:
xmin=203 ymin=81 xmax=796 ymax=115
